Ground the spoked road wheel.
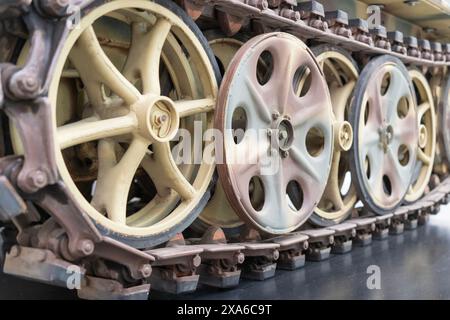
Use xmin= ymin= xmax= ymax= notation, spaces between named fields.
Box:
xmin=310 ymin=45 xmax=358 ymax=226
xmin=349 ymin=55 xmax=418 ymax=215
xmin=404 ymin=69 xmax=436 ymax=203
xmin=216 ymin=33 xmax=334 ymax=235
xmin=12 ymin=0 xmax=220 ymax=248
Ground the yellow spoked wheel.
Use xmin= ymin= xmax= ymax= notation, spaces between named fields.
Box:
xmin=12 ymin=0 xmax=220 ymax=248
xmin=310 ymin=45 xmax=358 ymax=226
xmin=404 ymin=69 xmax=436 ymax=202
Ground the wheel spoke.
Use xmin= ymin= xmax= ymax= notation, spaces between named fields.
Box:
xmin=366 ymin=140 xmax=384 ymax=194
xmin=58 ymin=113 xmax=137 ymax=150
xmin=91 ymin=136 xmax=150 ymax=224
xmin=145 ymin=142 xmax=196 ymax=201
xmin=291 ymin=98 xmax=324 ymax=129
xmin=385 ymin=148 xmax=407 ymax=199
xmin=290 ymin=146 xmax=319 ymax=181
xmin=70 ymin=26 xmax=141 ymax=107
xmin=174 ymin=98 xmax=215 ymax=117
xmin=330 ymin=80 xmax=356 ymax=120
xmin=321 ymin=152 xmax=345 ymax=210
xmin=394 ymin=122 xmax=417 ymax=145
xmin=274 ymin=47 xmax=298 ymax=113
xmin=417 ymin=102 xmax=431 ymax=120
xmin=417 ymin=148 xmax=431 ymax=166
xmin=123 ymin=18 xmax=172 ymax=95
xmin=245 ymin=76 xmax=272 ymax=124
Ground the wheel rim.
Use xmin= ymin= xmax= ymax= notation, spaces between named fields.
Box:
xmin=312 ymin=48 xmax=358 ymax=224
xmin=196 ymin=33 xmax=245 ymax=232
xmin=216 ymin=33 xmax=334 ymax=234
xmin=442 ymin=75 xmax=450 ymax=167
xmin=13 ymin=0 xmax=218 ymax=242
xmin=404 ymin=69 xmax=436 ymax=202
xmin=352 ymin=56 xmax=418 ymax=212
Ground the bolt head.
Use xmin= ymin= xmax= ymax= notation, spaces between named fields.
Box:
xmin=138 ymin=264 xmax=152 ymax=278
xmin=272 ymin=111 xmax=280 ymax=120
xmin=79 ymin=239 xmax=95 ymax=256
xmin=273 ymin=250 xmax=280 ymax=261
xmin=192 ymin=254 xmax=201 ymax=268
xmin=29 ymin=170 xmax=48 ymax=189
xmin=9 ymin=245 xmax=20 ymax=257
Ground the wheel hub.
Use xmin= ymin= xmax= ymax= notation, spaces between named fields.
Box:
xmin=272 ymin=115 xmax=294 ymax=153
xmin=418 ymin=124 xmax=428 ymax=149
xmin=379 ymin=124 xmax=394 ymax=153
xmin=132 ymin=94 xmax=179 ymax=143
xmin=336 ymin=121 xmax=353 ymax=151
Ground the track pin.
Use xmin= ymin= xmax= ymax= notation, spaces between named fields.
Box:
xmin=300 ymin=229 xmax=335 ymax=261
xmin=327 ymin=223 xmax=356 ymax=254
xmin=347 ymin=217 xmax=376 ymax=246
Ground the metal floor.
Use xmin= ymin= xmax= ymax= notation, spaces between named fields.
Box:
xmin=1 ymin=205 xmax=450 ymax=300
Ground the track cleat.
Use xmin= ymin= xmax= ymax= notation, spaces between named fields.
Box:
xmin=78 ymin=276 xmax=150 ymax=300
xmin=146 ymin=246 xmax=203 ymax=294
xmin=349 ymin=18 xmax=373 ymax=46
xmin=390 ymin=208 xmax=407 ymax=235
xmin=431 ymin=42 xmax=444 ymax=62
xmin=296 ymin=1 xmax=328 ymax=31
xmin=370 ymin=26 xmax=391 ymax=50
xmin=387 ymin=31 xmax=407 ymax=55
xmin=405 ymin=36 xmax=421 ymax=58
xmin=195 ymin=244 xmax=245 ymax=288
xmin=327 ymin=223 xmax=356 ymax=254
xmin=348 ymin=217 xmax=376 ymax=246
xmin=405 ymin=204 xmax=421 ymax=230
xmin=268 ymin=233 xmax=309 ymax=270
xmin=239 ymin=243 xmax=280 ymax=281
xmin=374 ymin=214 xmax=393 ymax=240
xmin=419 ymin=39 xmax=433 ymax=60
xmin=444 ymin=43 xmax=450 ymax=61
xmin=300 ymin=229 xmax=334 ymax=261
xmin=325 ymin=10 xmax=352 ymax=38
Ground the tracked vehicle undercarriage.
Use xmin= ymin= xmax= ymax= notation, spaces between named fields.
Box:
xmin=0 ymin=0 xmax=449 ymax=299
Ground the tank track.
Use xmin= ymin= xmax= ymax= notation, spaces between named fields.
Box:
xmin=0 ymin=0 xmax=449 ymax=300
